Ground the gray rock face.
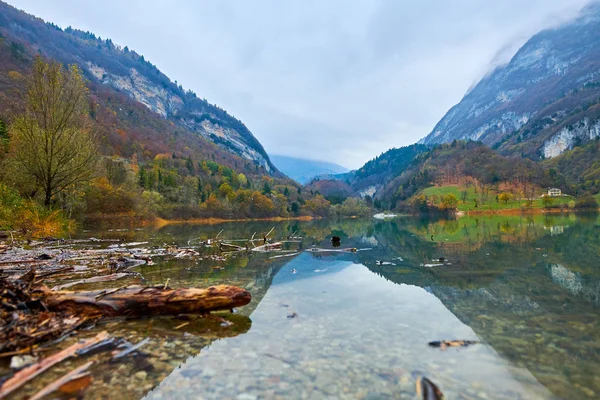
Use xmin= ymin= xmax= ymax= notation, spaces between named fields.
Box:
xmin=83 ymin=62 xmax=274 ymax=172
xmin=541 ymin=118 xmax=600 ymax=158
xmin=420 ymin=3 xmax=600 ymax=152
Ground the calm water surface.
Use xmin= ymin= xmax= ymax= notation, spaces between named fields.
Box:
xmin=11 ymin=214 xmax=600 ymax=399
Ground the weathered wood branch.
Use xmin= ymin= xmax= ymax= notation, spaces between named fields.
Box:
xmin=51 ymin=273 xmax=131 ymax=291
xmin=251 ymin=242 xmax=282 ymax=252
xmin=30 ymin=361 xmax=93 ymax=400
xmin=219 ymin=242 xmax=246 ymax=252
xmin=43 ymin=285 xmax=251 ymax=318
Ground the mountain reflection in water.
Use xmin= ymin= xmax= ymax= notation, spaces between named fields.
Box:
xmin=140 ymin=213 xmax=599 ymax=400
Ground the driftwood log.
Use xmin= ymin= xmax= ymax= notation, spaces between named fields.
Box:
xmin=43 ymin=285 xmax=251 ymax=318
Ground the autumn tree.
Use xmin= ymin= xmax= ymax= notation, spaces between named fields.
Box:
xmin=440 ymin=193 xmax=458 ymax=210
xmin=250 ymin=192 xmax=275 ymax=217
xmin=498 ymin=192 xmax=513 ymax=204
xmin=302 ymin=194 xmax=331 ymax=217
xmin=542 ymin=195 xmax=554 ymax=208
xmin=410 ymin=194 xmax=429 ymax=213
xmin=237 ymin=173 xmax=247 ymax=187
xmin=9 ymin=57 xmax=97 ymax=206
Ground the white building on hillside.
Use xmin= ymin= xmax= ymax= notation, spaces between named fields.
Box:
xmin=547 ymin=188 xmax=562 ymax=197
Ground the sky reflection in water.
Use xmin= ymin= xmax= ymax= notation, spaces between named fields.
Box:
xmin=147 ymin=252 xmax=556 ymax=399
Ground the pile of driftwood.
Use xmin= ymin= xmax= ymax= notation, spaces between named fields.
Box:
xmin=0 ymin=227 xmax=304 ymax=398
xmin=0 ymin=271 xmax=74 ymax=354
xmin=188 ymin=227 xmax=303 ymax=256
xmin=0 ymin=232 xmax=257 ymax=399
xmin=0 ymin=270 xmax=251 ymax=398
xmin=0 ymin=272 xmax=250 ymax=354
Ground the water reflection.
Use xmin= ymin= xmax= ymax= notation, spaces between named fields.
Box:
xmin=73 ymin=213 xmax=600 ymax=399
xmin=147 ymin=257 xmax=552 ymax=400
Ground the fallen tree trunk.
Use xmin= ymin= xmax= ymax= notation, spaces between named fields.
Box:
xmin=44 ymin=285 xmax=251 ymax=318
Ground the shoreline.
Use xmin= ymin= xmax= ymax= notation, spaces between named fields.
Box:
xmin=153 ymin=215 xmax=316 ymax=226
xmin=83 ymin=213 xmax=317 ymax=227
xmin=78 ymin=208 xmax=600 ymax=228
xmin=457 ymin=207 xmax=599 ymax=217
xmin=458 ymin=208 xmax=569 ymax=217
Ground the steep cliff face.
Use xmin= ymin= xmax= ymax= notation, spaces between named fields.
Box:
xmin=0 ymin=1 xmax=276 ymax=173
xmin=541 ymin=118 xmax=600 ymax=158
xmin=420 ymin=3 xmax=600 ymax=159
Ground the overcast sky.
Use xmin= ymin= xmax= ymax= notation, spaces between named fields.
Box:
xmin=8 ymin=0 xmax=594 ymax=168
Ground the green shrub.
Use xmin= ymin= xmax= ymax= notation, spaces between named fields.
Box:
xmin=0 ymin=183 xmax=24 ymax=229
xmin=575 ymin=194 xmax=599 ymax=209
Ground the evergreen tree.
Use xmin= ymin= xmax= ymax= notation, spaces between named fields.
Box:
xmin=262 ymin=181 xmax=271 ymax=195
xmin=291 ymin=202 xmax=300 ymax=214
xmin=157 ymin=169 xmax=163 ymax=191
xmin=139 ymin=168 xmax=147 ymax=189
xmin=0 ymin=119 xmax=8 ymax=151
xmin=197 ymin=178 xmax=202 ymax=194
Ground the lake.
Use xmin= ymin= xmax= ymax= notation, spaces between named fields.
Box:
xmin=8 ymin=213 xmax=600 ymax=399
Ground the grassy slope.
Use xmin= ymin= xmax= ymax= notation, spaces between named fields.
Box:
xmin=407 ymin=213 xmax=578 ymax=243
xmin=422 ymin=185 xmax=574 ymax=212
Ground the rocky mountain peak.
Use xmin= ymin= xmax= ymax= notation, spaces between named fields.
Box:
xmin=420 ymin=3 xmax=600 ymax=158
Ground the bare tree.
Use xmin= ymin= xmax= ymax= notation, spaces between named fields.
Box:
xmin=9 ymin=57 xmax=97 ymax=206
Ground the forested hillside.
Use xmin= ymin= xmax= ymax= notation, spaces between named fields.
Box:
xmin=376 ymin=141 xmax=571 ymax=211
xmin=0 ymin=0 xmax=276 ymax=174
xmin=545 ymin=139 xmax=600 ymax=195
xmin=0 ymin=2 xmax=356 ymax=233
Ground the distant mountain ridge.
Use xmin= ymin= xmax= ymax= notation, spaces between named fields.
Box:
xmin=0 ymin=0 xmax=277 ymax=175
xmin=420 ymin=3 xmax=600 ymax=159
xmin=270 ymin=155 xmax=348 ymax=184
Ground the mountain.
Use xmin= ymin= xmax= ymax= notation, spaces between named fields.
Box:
xmin=377 ymin=141 xmax=566 ymax=209
xmin=347 ymin=144 xmax=428 ymax=196
xmin=270 ymin=155 xmax=348 ymax=184
xmin=314 ymin=144 xmax=428 ymax=201
xmin=295 ymin=4 xmax=600 ymax=210
xmin=0 ymin=1 xmax=277 ymax=175
xmin=420 ymin=3 xmax=600 ymax=159
xmin=303 ymin=179 xmax=358 ymax=204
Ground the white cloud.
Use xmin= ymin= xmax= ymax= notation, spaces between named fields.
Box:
xmin=7 ymin=0 xmax=593 ymax=168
